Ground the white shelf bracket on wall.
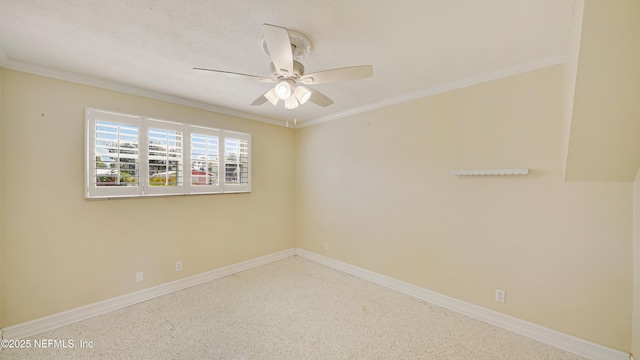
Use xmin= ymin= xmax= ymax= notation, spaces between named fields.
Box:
xmin=451 ymin=169 xmax=529 ymax=176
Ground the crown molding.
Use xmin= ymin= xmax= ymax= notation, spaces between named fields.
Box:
xmin=1 ymin=58 xmax=286 ymax=127
xmin=2 ymin=53 xmax=564 ymax=130
xmin=298 ymin=54 xmax=565 ymax=128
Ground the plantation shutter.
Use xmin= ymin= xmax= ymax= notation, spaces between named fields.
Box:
xmin=86 ymin=109 xmax=142 ymax=198
xmin=189 ymin=126 xmax=221 ymax=193
xmin=86 ymin=108 xmax=251 ymax=198
xmin=144 ymin=119 xmax=185 ymax=196
xmin=221 ymin=131 xmax=251 ymax=193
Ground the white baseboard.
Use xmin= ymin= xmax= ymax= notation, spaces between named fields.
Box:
xmin=2 ymin=248 xmax=296 ymax=340
xmin=295 ymin=248 xmax=630 ymax=360
xmin=2 ymin=247 xmax=631 ymax=360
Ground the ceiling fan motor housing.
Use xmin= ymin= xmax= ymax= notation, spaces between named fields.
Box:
xmin=270 ymin=61 xmax=305 ymax=80
xmin=261 ymin=29 xmax=312 ymax=61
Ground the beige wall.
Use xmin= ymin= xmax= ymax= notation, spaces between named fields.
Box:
xmin=295 ymin=65 xmax=632 ymax=351
xmin=565 ymin=0 xmax=639 ymax=353
xmin=564 ymin=0 xmax=640 ymax=181
xmin=0 ymin=69 xmax=296 ymax=327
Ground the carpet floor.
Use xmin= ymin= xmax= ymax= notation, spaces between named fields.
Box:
xmin=0 ymin=256 xmax=585 ymax=359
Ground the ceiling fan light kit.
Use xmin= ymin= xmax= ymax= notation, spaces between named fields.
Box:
xmin=264 ymin=88 xmax=279 ymax=106
xmin=294 ymin=86 xmax=312 ymax=104
xmin=194 ymin=24 xmax=373 ymax=110
xmin=275 ymin=79 xmax=294 ymax=100
xmin=284 ymin=95 xmax=299 ymax=109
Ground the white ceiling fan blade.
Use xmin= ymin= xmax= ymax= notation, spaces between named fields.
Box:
xmin=307 ymin=88 xmax=334 ymax=107
xmin=250 ymin=93 xmax=268 ymax=106
xmin=193 ymin=68 xmax=274 ymax=83
xmin=299 ymin=65 xmax=373 ymax=85
xmin=262 ymin=24 xmax=294 ymax=77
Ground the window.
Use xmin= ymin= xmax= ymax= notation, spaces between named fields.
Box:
xmin=87 ymin=110 xmax=142 ymax=198
xmin=190 ymin=133 xmax=219 ymax=188
xmin=223 ymin=134 xmax=250 ymax=190
xmin=145 ymin=120 xmax=185 ymax=196
xmin=86 ymin=108 xmax=251 ymax=199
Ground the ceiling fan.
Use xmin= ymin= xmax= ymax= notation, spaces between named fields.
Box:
xmin=194 ymin=24 xmax=373 ymax=110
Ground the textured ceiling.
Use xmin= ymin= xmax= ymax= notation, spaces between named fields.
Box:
xmin=0 ymin=0 xmax=575 ymax=126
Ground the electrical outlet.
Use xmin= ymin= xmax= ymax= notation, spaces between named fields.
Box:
xmin=176 ymin=261 xmax=182 ymax=271
xmin=495 ymin=289 xmax=506 ymax=303
xmin=324 ymin=243 xmax=329 ymax=251
xmin=136 ymin=272 xmax=144 ymax=283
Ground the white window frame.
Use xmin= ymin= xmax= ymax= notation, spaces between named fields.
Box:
xmin=145 ymin=118 xmax=185 ymax=196
xmin=188 ymin=126 xmax=221 ymax=194
xmin=86 ymin=109 xmax=143 ymax=198
xmin=85 ymin=108 xmax=252 ymax=199
xmin=221 ymin=131 xmax=252 ymax=193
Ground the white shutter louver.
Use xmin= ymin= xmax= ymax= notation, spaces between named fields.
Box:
xmin=86 ymin=109 xmax=142 ymax=198
xmin=222 ymin=131 xmax=251 ymax=193
xmin=190 ymin=130 xmax=221 ymax=193
xmin=145 ymin=120 xmax=184 ymax=195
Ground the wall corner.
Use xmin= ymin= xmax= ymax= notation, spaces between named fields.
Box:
xmin=633 ymin=167 xmax=640 ymax=358
xmin=562 ymin=0 xmax=584 ymax=180
xmin=0 ymin=67 xmax=4 ymax=329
